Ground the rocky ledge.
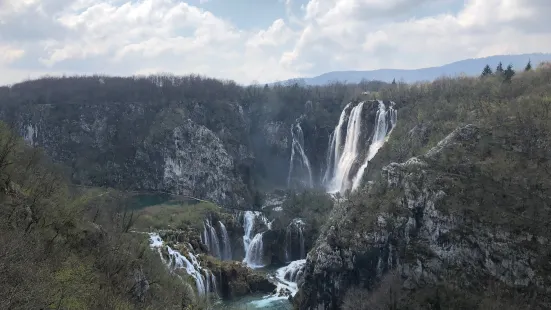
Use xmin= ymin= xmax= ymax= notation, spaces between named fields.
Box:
xmin=200 ymin=256 xmax=276 ymax=299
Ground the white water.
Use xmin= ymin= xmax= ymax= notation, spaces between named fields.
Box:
xmin=149 ymin=233 xmax=218 ymax=296
xmin=218 ymin=221 xmax=232 ymax=261
xmin=202 ymin=219 xmax=221 ymax=259
xmin=287 ymin=118 xmax=313 ymax=188
xmin=275 ymin=259 xmax=306 ymax=296
xmin=243 ymin=211 xmax=257 ymax=253
xmin=322 ymin=103 xmax=351 ymax=185
xmin=167 ymin=246 xmax=207 ymax=294
xmin=325 ymin=102 xmax=365 ymax=193
xmin=351 ymin=101 xmax=396 ymax=190
xmin=324 ymin=101 xmax=397 ymax=193
xmin=24 ymin=124 xmax=38 ymax=146
xmin=284 ymin=219 xmax=306 ymax=262
xmin=242 ymin=211 xmax=271 ymax=268
xmin=225 ymin=259 xmax=306 ymax=309
xmin=244 ymin=232 xmax=265 ymax=268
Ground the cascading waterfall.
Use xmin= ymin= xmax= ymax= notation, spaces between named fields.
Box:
xmin=287 ymin=117 xmax=314 ymax=188
xmin=149 ymin=233 xmax=217 ymax=296
xmin=324 ymin=101 xmax=397 ymax=193
xmin=325 ymin=102 xmax=365 ymax=193
xmin=202 ymin=219 xmax=221 ymax=259
xmin=242 ymin=211 xmax=256 ymax=253
xmin=242 ymin=211 xmax=271 ymax=268
xmin=218 ymin=221 xmax=232 ymax=261
xmin=244 ymin=232 xmax=265 ymax=268
xmin=284 ymin=218 xmax=306 ymax=262
xmin=274 ymin=259 xmax=307 ymax=296
xmin=322 ymin=103 xmax=352 ymax=185
xmin=351 ymin=101 xmax=396 ymax=190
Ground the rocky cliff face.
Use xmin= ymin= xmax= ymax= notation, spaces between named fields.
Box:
xmin=294 ymin=125 xmax=551 ymax=309
xmin=1 ymin=102 xmax=250 ymax=207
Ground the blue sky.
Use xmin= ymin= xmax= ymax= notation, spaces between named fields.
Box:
xmin=1 ymin=0 xmax=550 ymax=85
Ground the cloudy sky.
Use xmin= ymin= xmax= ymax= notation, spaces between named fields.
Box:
xmin=1 ymin=0 xmax=550 ymax=85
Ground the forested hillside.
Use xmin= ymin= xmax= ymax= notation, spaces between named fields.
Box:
xmin=295 ymin=63 xmax=551 ymax=309
xmin=1 ymin=62 xmax=551 ymax=310
xmin=0 ymin=75 xmax=385 ymax=207
xmin=0 ymin=123 xmax=199 ymax=309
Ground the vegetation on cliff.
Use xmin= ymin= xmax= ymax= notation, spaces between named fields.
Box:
xmin=0 ymin=123 xmax=201 ymax=309
xmin=0 ymin=75 xmax=386 ymax=202
xmin=295 ymin=63 xmax=551 ymax=309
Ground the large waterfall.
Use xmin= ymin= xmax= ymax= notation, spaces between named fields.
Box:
xmin=242 ymin=211 xmax=271 ymax=268
xmin=324 ymin=101 xmax=397 ymax=193
xmin=351 ymin=101 xmax=397 ymax=190
xmin=287 ymin=117 xmax=313 ymax=188
xmin=201 ymin=219 xmax=232 ymax=261
xmin=284 ymin=218 xmax=306 ymax=262
xmin=149 ymin=233 xmax=217 ymax=296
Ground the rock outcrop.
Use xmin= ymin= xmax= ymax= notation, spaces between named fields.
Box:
xmin=294 ymin=125 xmax=551 ymax=309
xmin=1 ymin=102 xmax=250 ymax=207
xmin=201 ymin=257 xmax=276 ymax=299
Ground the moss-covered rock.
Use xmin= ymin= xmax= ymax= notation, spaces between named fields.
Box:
xmin=200 ymin=256 xmax=276 ymax=300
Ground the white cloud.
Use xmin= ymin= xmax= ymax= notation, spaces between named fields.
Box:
xmin=1 ymin=0 xmax=551 ymax=85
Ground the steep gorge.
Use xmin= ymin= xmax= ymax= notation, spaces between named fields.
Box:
xmin=293 ymin=68 xmax=551 ymax=309
xmin=2 ymin=66 xmax=551 ymax=309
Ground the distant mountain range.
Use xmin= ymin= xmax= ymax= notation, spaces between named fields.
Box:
xmin=277 ymin=53 xmax=551 ymax=85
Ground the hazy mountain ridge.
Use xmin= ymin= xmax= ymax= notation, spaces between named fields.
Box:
xmin=278 ymin=53 xmax=551 ymax=85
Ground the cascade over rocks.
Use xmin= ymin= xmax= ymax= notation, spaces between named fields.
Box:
xmin=294 ymin=124 xmax=551 ymax=309
xmin=323 ymin=100 xmax=397 ymax=193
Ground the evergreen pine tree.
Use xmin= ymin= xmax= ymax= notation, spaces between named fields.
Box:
xmin=503 ymin=64 xmax=515 ymax=83
xmin=481 ymin=64 xmax=493 ymax=77
xmin=496 ymin=62 xmax=504 ymax=75
xmin=391 ymin=78 xmax=396 ymax=85
xmin=525 ymin=60 xmax=532 ymax=71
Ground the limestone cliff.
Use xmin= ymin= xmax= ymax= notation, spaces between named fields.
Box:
xmin=294 ymin=125 xmax=551 ymax=309
xmin=1 ymin=102 xmax=249 ymax=207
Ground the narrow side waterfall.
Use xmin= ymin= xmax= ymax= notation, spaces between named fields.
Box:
xmin=323 ymin=101 xmax=398 ymax=193
xmin=242 ymin=211 xmax=270 ymax=268
xmin=218 ymin=221 xmax=232 ymax=260
xmin=149 ymin=233 xmax=217 ymax=296
xmin=287 ymin=117 xmax=313 ymax=188
xmin=202 ymin=219 xmax=221 ymax=259
xmin=284 ymin=218 xmax=306 ymax=262
xmin=243 ymin=211 xmax=256 ymax=253
xmin=351 ymin=101 xmax=396 ymax=190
